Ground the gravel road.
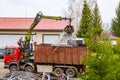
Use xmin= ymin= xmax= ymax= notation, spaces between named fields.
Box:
xmin=0 ymin=59 xmax=9 ymax=79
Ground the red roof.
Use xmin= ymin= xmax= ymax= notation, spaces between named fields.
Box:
xmin=0 ymin=18 xmax=70 ymax=31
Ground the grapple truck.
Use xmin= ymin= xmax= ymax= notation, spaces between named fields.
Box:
xmin=4 ymin=12 xmax=87 ymax=77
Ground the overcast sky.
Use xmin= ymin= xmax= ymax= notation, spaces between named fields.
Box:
xmin=0 ymin=0 xmax=119 ymax=23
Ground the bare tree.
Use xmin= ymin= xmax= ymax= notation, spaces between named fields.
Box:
xmin=87 ymin=0 xmax=97 ymax=10
xmin=63 ymin=0 xmax=83 ymax=36
xmin=63 ymin=0 xmax=97 ymax=36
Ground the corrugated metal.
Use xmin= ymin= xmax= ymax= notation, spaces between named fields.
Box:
xmin=34 ymin=44 xmax=87 ymax=65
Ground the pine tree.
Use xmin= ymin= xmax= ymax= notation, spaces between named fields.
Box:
xmin=76 ymin=0 xmax=93 ymax=38
xmin=111 ymin=2 xmax=120 ymax=37
xmin=92 ymin=4 xmax=103 ymax=37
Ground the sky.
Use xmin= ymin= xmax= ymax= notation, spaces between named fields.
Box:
xmin=0 ymin=0 xmax=120 ymax=23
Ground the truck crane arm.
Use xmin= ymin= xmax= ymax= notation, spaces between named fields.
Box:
xmin=19 ymin=11 xmax=73 ymax=57
xmin=25 ymin=11 xmax=64 ymax=42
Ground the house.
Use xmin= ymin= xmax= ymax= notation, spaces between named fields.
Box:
xmin=0 ymin=17 xmax=70 ymax=48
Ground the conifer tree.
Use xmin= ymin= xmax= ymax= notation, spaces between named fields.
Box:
xmin=111 ymin=2 xmax=120 ymax=37
xmin=92 ymin=4 xmax=102 ymax=37
xmin=76 ymin=0 xmax=93 ymax=38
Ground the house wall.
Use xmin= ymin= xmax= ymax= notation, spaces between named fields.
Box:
xmin=0 ymin=31 xmax=30 ymax=35
xmin=35 ymin=31 xmax=61 ymax=44
xmin=0 ymin=30 xmax=62 ymax=47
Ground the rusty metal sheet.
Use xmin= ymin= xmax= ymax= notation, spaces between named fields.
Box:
xmin=34 ymin=44 xmax=52 ymax=63
xmin=34 ymin=44 xmax=87 ymax=65
xmin=65 ymin=47 xmax=73 ymax=64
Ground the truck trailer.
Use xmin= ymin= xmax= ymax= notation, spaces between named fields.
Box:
xmin=34 ymin=44 xmax=87 ymax=77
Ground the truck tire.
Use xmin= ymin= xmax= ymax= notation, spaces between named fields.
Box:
xmin=65 ymin=68 xmax=76 ymax=77
xmin=9 ymin=65 xmax=18 ymax=73
xmin=24 ymin=65 xmax=33 ymax=72
xmin=53 ymin=68 xmax=63 ymax=77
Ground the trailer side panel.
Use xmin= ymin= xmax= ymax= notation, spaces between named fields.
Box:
xmin=34 ymin=44 xmax=87 ymax=65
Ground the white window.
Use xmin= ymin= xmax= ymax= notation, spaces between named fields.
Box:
xmin=43 ymin=34 xmax=59 ymax=44
xmin=0 ymin=35 xmax=35 ymax=48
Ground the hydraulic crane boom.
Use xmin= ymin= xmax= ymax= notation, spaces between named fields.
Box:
xmin=19 ymin=11 xmax=74 ymax=56
xmin=25 ymin=11 xmax=64 ymax=42
xmin=20 ymin=12 xmax=73 ymax=55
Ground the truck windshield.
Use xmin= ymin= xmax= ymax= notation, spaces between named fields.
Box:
xmin=6 ymin=49 xmax=12 ymax=55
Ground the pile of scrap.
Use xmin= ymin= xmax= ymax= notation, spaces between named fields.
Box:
xmin=2 ymin=71 xmax=37 ymax=80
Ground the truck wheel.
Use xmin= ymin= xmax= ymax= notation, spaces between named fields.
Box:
xmin=53 ymin=68 xmax=63 ymax=77
xmin=9 ymin=65 xmax=18 ymax=73
xmin=24 ymin=65 xmax=33 ymax=72
xmin=65 ymin=68 xmax=76 ymax=77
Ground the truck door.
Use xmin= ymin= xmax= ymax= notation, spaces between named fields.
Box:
xmin=4 ymin=48 xmax=19 ymax=64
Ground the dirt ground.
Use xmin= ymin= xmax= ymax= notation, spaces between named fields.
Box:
xmin=0 ymin=59 xmax=9 ymax=79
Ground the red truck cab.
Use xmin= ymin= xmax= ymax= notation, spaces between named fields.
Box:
xmin=4 ymin=46 xmax=22 ymax=68
xmin=4 ymin=46 xmax=34 ymax=73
